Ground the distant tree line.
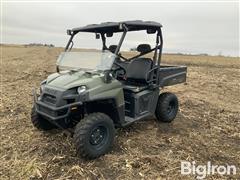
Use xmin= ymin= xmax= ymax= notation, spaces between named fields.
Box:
xmin=25 ymin=43 xmax=55 ymax=47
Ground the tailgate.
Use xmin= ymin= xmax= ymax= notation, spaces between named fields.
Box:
xmin=158 ymin=65 xmax=187 ymax=87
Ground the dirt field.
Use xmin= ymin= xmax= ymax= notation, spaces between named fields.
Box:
xmin=1 ymin=45 xmax=239 ymax=179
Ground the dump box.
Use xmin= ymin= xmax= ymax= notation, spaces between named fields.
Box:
xmin=158 ymin=65 xmax=187 ymax=87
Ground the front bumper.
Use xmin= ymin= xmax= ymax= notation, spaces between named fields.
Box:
xmin=33 ymin=89 xmax=83 ymax=121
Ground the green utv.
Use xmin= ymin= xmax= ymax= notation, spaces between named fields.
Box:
xmin=32 ymin=21 xmax=187 ymax=159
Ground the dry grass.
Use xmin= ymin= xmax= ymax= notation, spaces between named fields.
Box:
xmin=0 ymin=45 xmax=240 ymax=179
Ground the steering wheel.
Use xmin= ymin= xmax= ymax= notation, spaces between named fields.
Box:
xmin=112 ymin=62 xmax=126 ymax=79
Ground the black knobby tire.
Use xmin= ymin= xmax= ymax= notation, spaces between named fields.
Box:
xmin=31 ymin=106 xmax=56 ymax=130
xmin=155 ymin=92 xmax=179 ymax=123
xmin=73 ymin=113 xmax=115 ymax=159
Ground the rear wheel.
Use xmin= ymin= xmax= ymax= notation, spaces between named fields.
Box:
xmin=73 ymin=113 xmax=115 ymax=159
xmin=31 ymin=105 xmax=56 ymax=130
xmin=155 ymin=92 xmax=179 ymax=123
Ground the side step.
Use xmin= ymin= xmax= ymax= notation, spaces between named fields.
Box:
xmin=122 ymin=112 xmax=152 ymax=126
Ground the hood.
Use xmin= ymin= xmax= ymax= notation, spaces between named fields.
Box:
xmin=46 ymin=71 xmax=103 ymax=90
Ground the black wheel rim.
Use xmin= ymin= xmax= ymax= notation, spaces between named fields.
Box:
xmin=90 ymin=125 xmax=108 ymax=147
xmin=167 ymin=100 xmax=176 ymax=115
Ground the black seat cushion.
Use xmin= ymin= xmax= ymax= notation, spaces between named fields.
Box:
xmin=122 ymin=84 xmax=148 ymax=93
xmin=126 ymin=58 xmax=153 ymax=84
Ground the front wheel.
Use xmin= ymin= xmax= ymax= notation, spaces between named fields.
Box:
xmin=31 ymin=106 xmax=56 ymax=130
xmin=155 ymin=92 xmax=179 ymax=123
xmin=73 ymin=113 xmax=115 ymax=159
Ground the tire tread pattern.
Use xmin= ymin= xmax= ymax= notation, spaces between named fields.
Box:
xmin=73 ymin=113 xmax=115 ymax=159
xmin=155 ymin=92 xmax=179 ymax=123
xmin=31 ymin=106 xmax=56 ymax=130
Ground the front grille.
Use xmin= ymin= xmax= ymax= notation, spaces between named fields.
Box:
xmin=57 ymin=109 xmax=68 ymax=116
xmin=42 ymin=94 xmax=57 ymax=104
xmin=66 ymin=99 xmax=75 ymax=104
xmin=37 ymin=104 xmax=68 ymax=118
xmin=37 ymin=105 xmax=56 ymax=117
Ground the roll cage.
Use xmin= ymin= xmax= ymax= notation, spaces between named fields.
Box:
xmin=65 ymin=20 xmax=164 ymax=86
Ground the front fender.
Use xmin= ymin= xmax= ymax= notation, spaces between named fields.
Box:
xmin=89 ymin=86 xmax=124 ymax=106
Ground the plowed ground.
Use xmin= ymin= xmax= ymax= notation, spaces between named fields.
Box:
xmin=1 ymin=45 xmax=239 ymax=179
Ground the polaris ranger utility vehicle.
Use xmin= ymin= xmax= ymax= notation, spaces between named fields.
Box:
xmin=32 ymin=20 xmax=187 ymax=159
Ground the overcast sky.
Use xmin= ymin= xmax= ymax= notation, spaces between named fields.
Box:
xmin=2 ymin=1 xmax=239 ymax=56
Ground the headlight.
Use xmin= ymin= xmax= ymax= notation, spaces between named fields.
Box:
xmin=77 ymin=86 xmax=87 ymax=94
xmin=40 ymin=80 xmax=47 ymax=94
xmin=40 ymin=85 xmax=44 ymax=93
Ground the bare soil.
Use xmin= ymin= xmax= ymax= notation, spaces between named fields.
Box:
xmin=1 ymin=45 xmax=240 ymax=179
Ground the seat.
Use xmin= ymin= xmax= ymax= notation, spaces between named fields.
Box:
xmin=126 ymin=43 xmax=152 ymax=82
xmin=123 ymin=57 xmax=153 ymax=92
xmin=137 ymin=44 xmax=151 ymax=54
xmin=126 ymin=58 xmax=153 ymax=83
xmin=122 ymin=44 xmax=153 ymax=93
xmin=122 ymin=84 xmax=149 ymax=93
xmin=109 ymin=45 xmax=117 ymax=53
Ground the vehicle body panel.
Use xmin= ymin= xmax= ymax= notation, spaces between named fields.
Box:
xmin=46 ymin=71 xmax=124 ymax=105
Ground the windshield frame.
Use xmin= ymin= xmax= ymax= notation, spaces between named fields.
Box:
xmin=64 ymin=24 xmax=163 ymax=74
xmin=65 ymin=27 xmax=162 ymax=63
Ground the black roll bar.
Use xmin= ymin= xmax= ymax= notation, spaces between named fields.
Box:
xmin=114 ymin=24 xmax=128 ymax=54
xmin=100 ymin=33 xmax=107 ymax=50
xmin=65 ymin=26 xmax=163 ymax=64
xmin=155 ymin=28 xmax=163 ymax=86
xmin=157 ymin=29 xmax=163 ymax=66
xmin=65 ymin=32 xmax=75 ymax=51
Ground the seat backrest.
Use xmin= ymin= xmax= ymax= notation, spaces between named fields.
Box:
xmin=109 ymin=45 xmax=118 ymax=53
xmin=137 ymin=44 xmax=151 ymax=54
xmin=126 ymin=58 xmax=153 ymax=84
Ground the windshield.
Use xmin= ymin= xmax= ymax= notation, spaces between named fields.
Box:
xmin=56 ymin=50 xmax=116 ymax=71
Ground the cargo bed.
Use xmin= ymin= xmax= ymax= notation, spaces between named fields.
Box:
xmin=158 ymin=65 xmax=187 ymax=87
